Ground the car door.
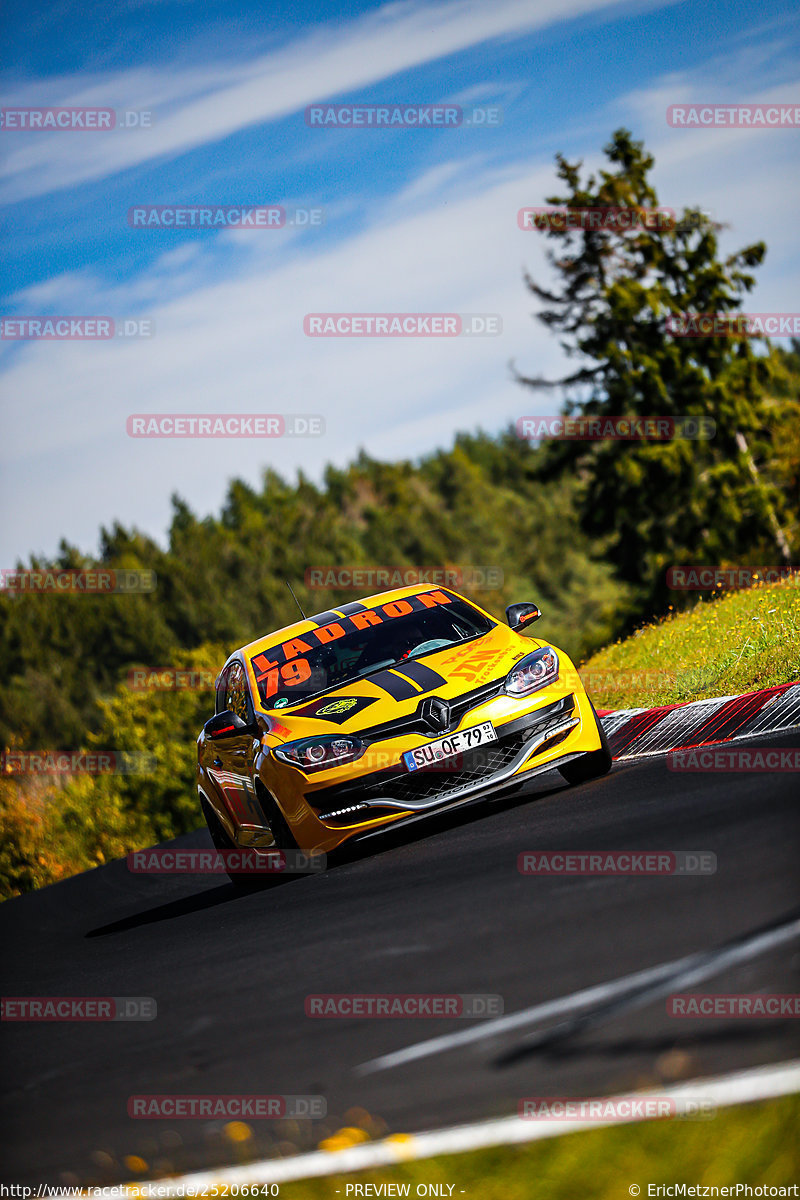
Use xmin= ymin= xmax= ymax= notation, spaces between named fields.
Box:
xmin=205 ymin=660 xmax=266 ymax=842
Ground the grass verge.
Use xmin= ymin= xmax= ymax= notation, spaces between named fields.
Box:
xmin=267 ymin=1094 xmax=800 ymax=1200
xmin=580 ymin=581 xmax=800 ymax=711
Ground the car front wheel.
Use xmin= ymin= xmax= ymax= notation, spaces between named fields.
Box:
xmin=200 ymin=796 xmax=273 ymax=888
xmin=558 ymin=700 xmax=612 ymax=785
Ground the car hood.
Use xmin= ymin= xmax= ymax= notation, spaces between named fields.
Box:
xmin=261 ymin=623 xmax=538 ymax=742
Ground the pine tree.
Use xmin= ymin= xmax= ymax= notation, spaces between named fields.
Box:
xmin=518 ymin=128 xmax=792 ymax=612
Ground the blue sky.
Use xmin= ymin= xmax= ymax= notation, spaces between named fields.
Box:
xmin=1 ymin=0 xmax=799 ymax=563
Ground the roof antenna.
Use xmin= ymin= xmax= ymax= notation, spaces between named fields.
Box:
xmin=284 ymin=579 xmax=307 ymax=620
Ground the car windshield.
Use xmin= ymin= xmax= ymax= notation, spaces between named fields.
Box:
xmin=250 ymin=590 xmax=494 ymax=709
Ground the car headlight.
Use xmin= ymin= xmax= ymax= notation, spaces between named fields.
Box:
xmin=273 ymin=735 xmax=365 ymax=773
xmin=504 ymin=646 xmax=559 ymax=696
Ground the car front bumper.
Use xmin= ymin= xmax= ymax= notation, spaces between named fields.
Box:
xmin=256 ymin=684 xmax=604 ymax=855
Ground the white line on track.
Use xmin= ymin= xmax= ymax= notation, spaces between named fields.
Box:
xmin=356 ymin=914 xmax=800 ymax=1075
xmin=123 ymin=1058 xmax=800 ymax=1192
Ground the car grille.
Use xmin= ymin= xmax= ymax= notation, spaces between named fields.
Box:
xmin=309 ymin=695 xmax=575 ymax=825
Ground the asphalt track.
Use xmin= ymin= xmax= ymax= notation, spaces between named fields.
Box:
xmin=1 ymin=729 xmax=799 ymax=1185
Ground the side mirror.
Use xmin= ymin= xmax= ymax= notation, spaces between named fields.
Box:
xmin=204 ymin=710 xmax=258 ymax=740
xmin=506 ymin=602 xmax=541 ymax=631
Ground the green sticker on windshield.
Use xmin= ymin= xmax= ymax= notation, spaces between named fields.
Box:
xmin=273 ymin=697 xmax=290 ymax=708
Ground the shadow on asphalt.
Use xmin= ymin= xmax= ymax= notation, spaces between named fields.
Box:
xmin=85 ymin=766 xmax=614 ymax=938
xmin=329 ymin=770 xmax=578 ymax=865
xmin=84 ymin=873 xmax=300 ymax=938
xmin=531 ymin=1022 xmax=797 ymax=1063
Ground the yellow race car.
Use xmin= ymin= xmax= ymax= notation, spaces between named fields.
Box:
xmin=197 ymin=585 xmax=611 ymax=881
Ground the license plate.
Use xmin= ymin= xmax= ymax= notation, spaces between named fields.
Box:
xmin=403 ymin=721 xmax=497 ymax=772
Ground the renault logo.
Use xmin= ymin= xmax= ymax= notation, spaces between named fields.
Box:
xmin=419 ymin=696 xmax=451 ymax=734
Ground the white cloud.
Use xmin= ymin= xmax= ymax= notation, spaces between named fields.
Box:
xmin=2 ymin=29 xmax=798 ymax=563
xmin=0 ymin=158 xmax=564 ymax=560
xmin=0 ymin=0 xmax=671 ymax=203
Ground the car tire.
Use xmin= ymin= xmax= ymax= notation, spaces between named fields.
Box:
xmin=558 ymin=700 xmax=612 ymax=785
xmin=200 ymin=796 xmax=271 ymax=889
xmin=255 ymin=784 xmax=301 ymax=853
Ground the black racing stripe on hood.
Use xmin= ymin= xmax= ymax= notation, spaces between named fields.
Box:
xmin=389 ymin=661 xmax=446 ymax=693
xmin=369 ymin=670 xmax=424 ymax=701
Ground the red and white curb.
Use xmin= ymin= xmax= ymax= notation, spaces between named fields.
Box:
xmin=598 ymin=681 xmax=800 ymax=759
xmin=121 ymin=1059 xmax=800 ymax=1192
